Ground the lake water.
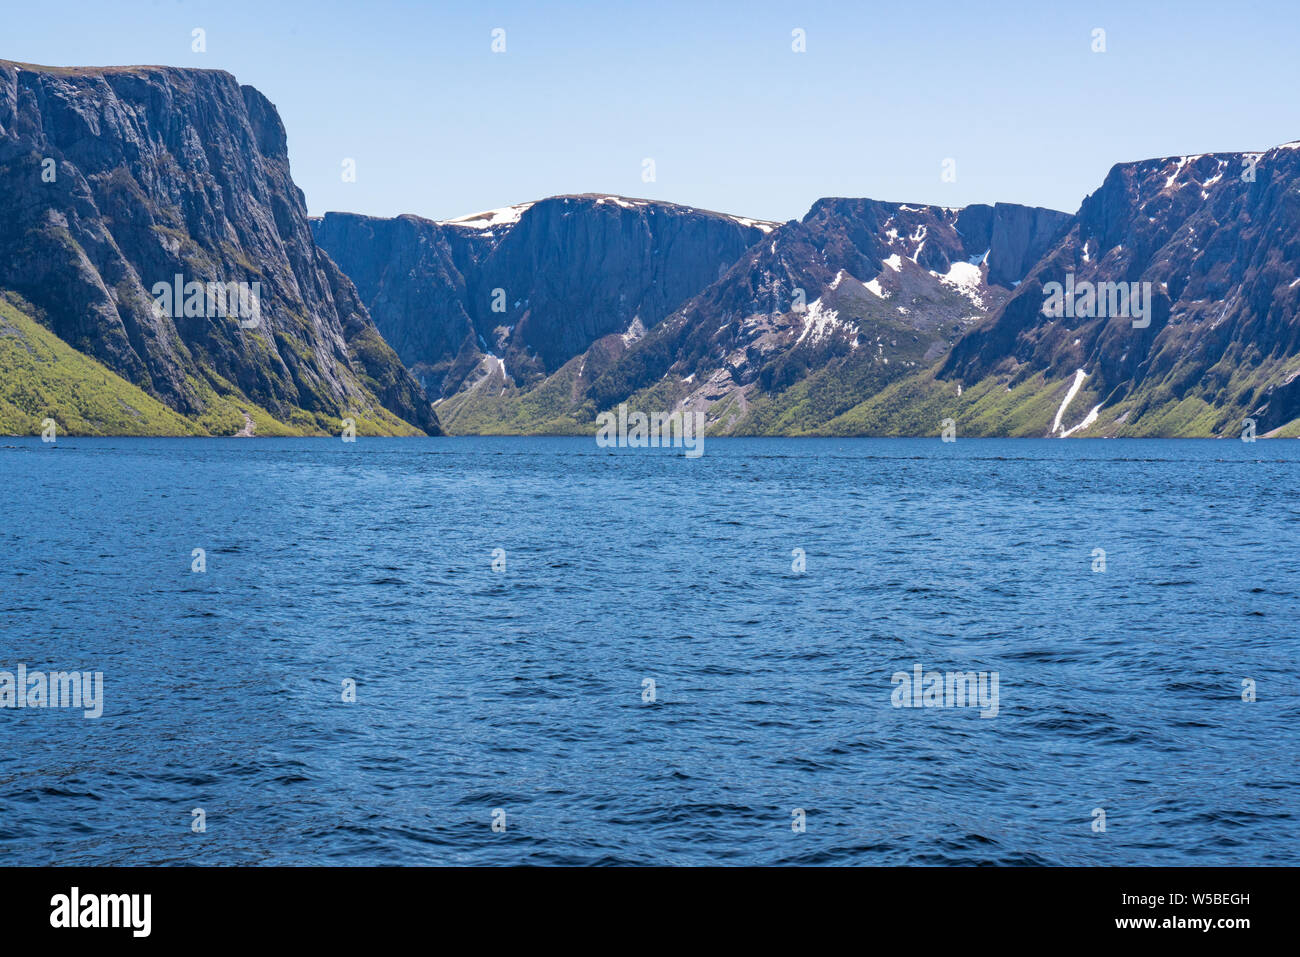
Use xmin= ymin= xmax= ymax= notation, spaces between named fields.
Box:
xmin=1 ymin=437 xmax=1297 ymax=865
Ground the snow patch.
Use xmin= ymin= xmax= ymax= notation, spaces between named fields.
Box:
xmin=442 ymin=203 xmax=534 ymax=229
xmin=596 ymin=196 xmax=646 ymax=209
xmin=1051 ymin=369 xmax=1089 ymax=435
xmin=930 ymin=260 xmax=984 ymax=307
xmin=728 ymin=215 xmax=778 ymax=233
xmin=794 ymin=298 xmax=843 ymax=346
xmin=1163 ymin=156 xmax=1193 ymax=189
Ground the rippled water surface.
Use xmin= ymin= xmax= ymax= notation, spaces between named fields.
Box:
xmin=1 ymin=437 xmax=1297 ymax=865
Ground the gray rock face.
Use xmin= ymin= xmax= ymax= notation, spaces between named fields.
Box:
xmin=480 ymin=196 xmax=772 ymax=378
xmin=312 ymin=195 xmax=774 ymax=396
xmin=0 ymin=60 xmax=439 ymax=434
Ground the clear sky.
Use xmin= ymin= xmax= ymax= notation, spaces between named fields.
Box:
xmin=4 ymin=0 xmax=1298 ymax=223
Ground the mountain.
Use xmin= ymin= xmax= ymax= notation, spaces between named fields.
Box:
xmin=311 ymin=195 xmax=776 ymax=402
xmin=420 ymin=197 xmax=1070 ymax=434
xmin=0 ymin=60 xmax=439 ymax=435
xmin=307 ymin=211 xmax=489 ymax=402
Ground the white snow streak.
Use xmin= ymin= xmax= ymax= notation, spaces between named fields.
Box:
xmin=1051 ymin=369 xmax=1089 ymax=435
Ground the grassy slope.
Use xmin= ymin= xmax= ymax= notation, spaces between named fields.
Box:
xmin=0 ymin=295 xmax=424 ymax=437
xmin=0 ymin=296 xmax=205 ymax=436
xmin=821 ymin=358 xmax=1300 ymax=438
xmin=820 ymin=368 xmax=1071 ymax=436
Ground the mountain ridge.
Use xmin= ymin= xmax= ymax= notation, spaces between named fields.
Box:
xmin=6 ymin=59 xmax=1298 ymax=438
xmin=413 ymin=194 xmax=1074 ymax=435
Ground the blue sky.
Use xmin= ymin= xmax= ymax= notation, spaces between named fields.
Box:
xmin=4 ymin=0 xmax=1298 ymax=222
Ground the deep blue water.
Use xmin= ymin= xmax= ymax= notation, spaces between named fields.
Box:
xmin=1 ymin=437 xmax=1297 ymax=865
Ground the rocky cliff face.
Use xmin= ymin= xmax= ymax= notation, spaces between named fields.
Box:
xmin=312 ymin=195 xmax=775 ymax=397
xmin=0 ymin=60 xmax=439 ymax=434
xmin=939 ymin=143 xmax=1300 ymax=436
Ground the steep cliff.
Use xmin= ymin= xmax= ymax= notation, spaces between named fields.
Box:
xmin=309 ymin=211 xmax=486 ymax=397
xmin=0 ymin=60 xmax=439 ymax=435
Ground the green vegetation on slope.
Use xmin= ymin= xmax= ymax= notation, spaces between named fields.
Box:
xmin=0 ymin=294 xmax=204 ymax=436
xmin=728 ymin=327 xmax=936 ymax=436
xmin=434 ymin=358 xmax=596 ymax=434
xmin=0 ymin=293 xmax=425 ymax=437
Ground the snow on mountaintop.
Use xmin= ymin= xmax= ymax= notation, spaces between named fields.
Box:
xmin=596 ymin=196 xmax=648 ymax=209
xmin=440 ymin=203 xmax=535 ymax=230
xmin=727 ymin=215 xmax=779 ymax=234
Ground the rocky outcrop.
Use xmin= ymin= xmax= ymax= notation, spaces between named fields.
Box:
xmin=0 ymin=60 xmax=439 ymax=434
